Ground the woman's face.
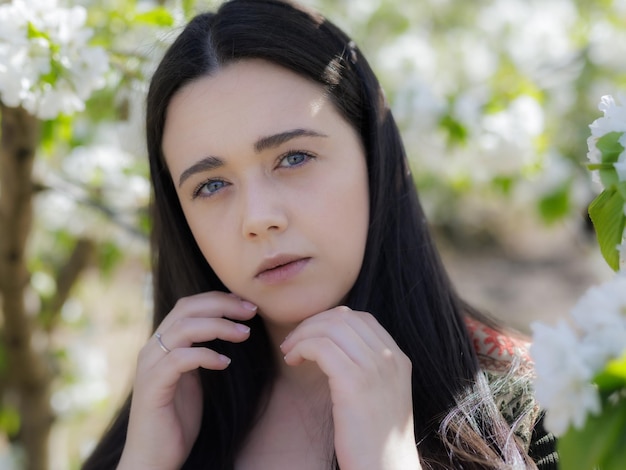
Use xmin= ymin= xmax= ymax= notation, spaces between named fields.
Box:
xmin=162 ymin=59 xmax=369 ymax=327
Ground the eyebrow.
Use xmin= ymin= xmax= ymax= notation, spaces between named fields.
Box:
xmin=177 ymin=156 xmax=223 ymax=188
xmin=177 ymin=128 xmax=327 ymax=188
xmin=254 ymin=128 xmax=327 ymax=153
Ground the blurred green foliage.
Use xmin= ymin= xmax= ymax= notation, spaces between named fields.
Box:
xmin=1 ymin=0 xmax=625 ymax=467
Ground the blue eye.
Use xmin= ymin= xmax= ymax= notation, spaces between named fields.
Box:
xmin=278 ymin=151 xmax=311 ymax=168
xmin=193 ymin=179 xmax=228 ymax=198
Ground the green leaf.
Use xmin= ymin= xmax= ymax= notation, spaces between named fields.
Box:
xmin=598 ymin=131 xmax=624 ymax=164
xmin=588 ymin=188 xmax=626 ymax=271
xmin=134 ymin=7 xmax=175 ymax=27
xmin=98 ymin=241 xmax=124 ymax=278
xmin=492 ymin=176 xmax=514 ymax=196
xmin=558 ymin=398 xmax=626 ymax=470
xmin=439 ymin=113 xmax=468 ymax=146
xmin=602 ymin=424 xmax=626 ymax=470
xmin=594 ymin=352 xmax=626 ymax=392
xmin=137 ymin=208 xmax=152 ymax=237
xmin=605 ymin=354 xmax=626 ymax=380
xmin=39 ymin=56 xmax=65 ymax=88
xmin=27 ymin=21 xmax=49 ymax=41
xmin=596 ymin=131 xmax=625 ymax=189
xmin=40 ymin=114 xmax=74 ymax=154
xmin=616 ymin=180 xmax=626 ymax=200
xmin=538 ymin=182 xmax=571 ymax=223
xmin=367 ymin=4 xmax=411 ymax=36
xmin=182 ymin=0 xmax=197 ymax=18
xmin=0 ymin=405 xmax=21 ymax=436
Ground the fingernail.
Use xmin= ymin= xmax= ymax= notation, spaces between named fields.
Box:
xmin=279 ymin=333 xmax=291 ymax=350
xmin=219 ymin=354 xmax=231 ymax=365
xmin=235 ymin=323 xmax=251 ymax=334
xmin=241 ymin=300 xmax=257 ymax=311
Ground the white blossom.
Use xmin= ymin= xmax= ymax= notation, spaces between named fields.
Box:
xmin=530 ymin=320 xmax=602 ymax=436
xmin=586 ymin=95 xmax=626 ymax=187
xmin=531 ymin=275 xmax=626 ymax=436
xmin=478 ymin=0 xmax=577 ymax=81
xmin=570 ymin=276 xmax=626 ymax=365
xmin=51 ymin=345 xmax=109 ymax=415
xmin=62 ymin=142 xmax=149 ymax=204
xmin=535 ymin=96 xmax=626 ymax=438
xmin=590 ymin=95 xmax=626 ymax=137
xmin=0 ymin=0 xmax=108 ymax=119
xmin=589 ymin=20 xmax=626 ymax=71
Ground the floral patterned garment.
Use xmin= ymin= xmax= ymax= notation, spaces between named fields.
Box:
xmin=465 ymin=317 xmax=552 ymax=456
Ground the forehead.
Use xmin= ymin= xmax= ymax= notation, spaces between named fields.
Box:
xmin=162 ymin=60 xmax=334 ymax=154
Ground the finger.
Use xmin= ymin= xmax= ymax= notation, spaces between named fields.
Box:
xmin=339 ymin=312 xmax=408 ymax=365
xmin=283 ymin=337 xmax=382 ymax=408
xmin=158 ymin=291 xmax=257 ymax=333
xmin=143 ymin=318 xmax=250 ymax=368
xmin=346 ymin=313 xmax=412 ymax=375
xmin=282 ymin=315 xmax=376 ymax=367
xmin=331 ymin=308 xmax=393 ymax=353
xmin=284 ymin=334 xmax=412 ymax=413
xmin=283 ymin=337 xmax=356 ymax=379
xmin=281 ymin=307 xmax=392 ymax=361
xmin=161 ymin=317 xmax=251 ymax=349
xmin=356 ymin=311 xmax=403 ymax=351
xmin=282 ymin=307 xmax=411 ymax=381
xmin=137 ymin=347 xmax=232 ymax=405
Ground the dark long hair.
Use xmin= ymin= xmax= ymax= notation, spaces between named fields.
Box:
xmin=83 ymin=1 xmax=534 ymax=468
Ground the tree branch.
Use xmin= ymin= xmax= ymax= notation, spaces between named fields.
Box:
xmin=42 ymin=238 xmax=95 ymax=332
xmin=0 ymin=103 xmax=51 ymax=470
xmin=35 ymin=178 xmax=149 ymax=241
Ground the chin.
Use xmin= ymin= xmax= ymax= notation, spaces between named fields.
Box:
xmin=254 ymin=292 xmax=345 ymax=326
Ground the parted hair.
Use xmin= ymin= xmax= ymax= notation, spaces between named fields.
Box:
xmin=83 ymin=1 xmax=537 ymax=468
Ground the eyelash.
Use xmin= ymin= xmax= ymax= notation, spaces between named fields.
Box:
xmin=191 ymin=149 xmax=315 ymax=200
xmin=275 ymin=149 xmax=315 ymax=168
xmin=192 ymin=178 xmax=227 ymax=199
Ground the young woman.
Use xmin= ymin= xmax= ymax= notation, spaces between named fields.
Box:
xmin=83 ymin=0 xmax=558 ymax=468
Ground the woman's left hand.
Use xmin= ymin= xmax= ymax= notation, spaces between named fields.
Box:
xmin=280 ymin=306 xmax=422 ymax=470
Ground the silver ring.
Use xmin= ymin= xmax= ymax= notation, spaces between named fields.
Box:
xmin=155 ymin=332 xmax=171 ymax=353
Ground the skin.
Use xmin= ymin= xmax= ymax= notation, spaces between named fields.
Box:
xmin=118 ymin=60 xmax=421 ymax=470
xmin=165 ymin=59 xmax=369 ymax=336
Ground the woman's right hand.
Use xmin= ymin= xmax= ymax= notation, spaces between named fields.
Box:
xmin=117 ymin=291 xmax=257 ymax=470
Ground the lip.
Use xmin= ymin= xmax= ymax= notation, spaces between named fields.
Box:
xmin=255 ymin=254 xmax=311 ymax=283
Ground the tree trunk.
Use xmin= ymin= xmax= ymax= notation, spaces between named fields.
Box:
xmin=0 ymin=104 xmax=52 ymax=470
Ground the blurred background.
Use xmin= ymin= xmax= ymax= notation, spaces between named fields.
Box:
xmin=0 ymin=0 xmax=622 ymax=468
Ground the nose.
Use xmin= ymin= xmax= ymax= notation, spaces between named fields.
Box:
xmin=240 ymin=178 xmax=288 ymax=239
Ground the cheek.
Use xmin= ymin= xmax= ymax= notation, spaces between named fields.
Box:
xmin=195 ymin=232 xmax=245 ymax=295
xmin=318 ymin=165 xmax=369 ymax=264
xmin=184 ymin=210 xmax=234 ymax=277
